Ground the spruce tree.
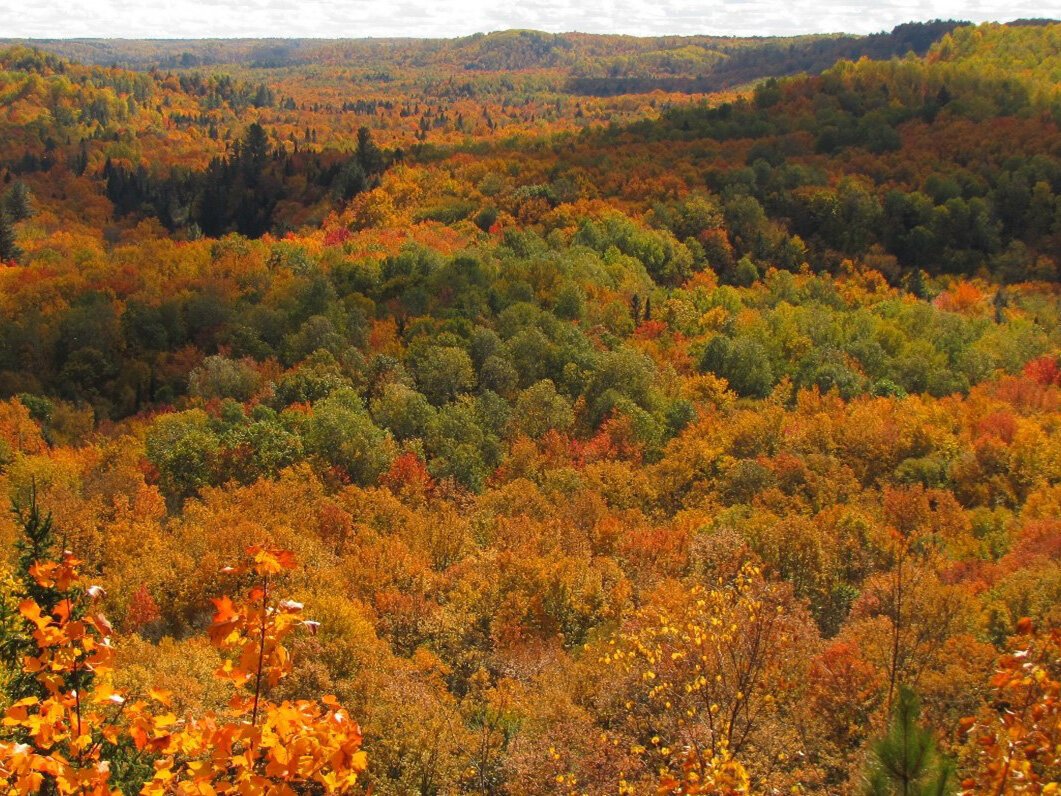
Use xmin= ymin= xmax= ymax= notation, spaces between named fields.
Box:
xmin=907 ymin=267 xmax=927 ymax=300
xmin=0 ymin=211 xmax=20 ymax=264
xmin=993 ymin=287 xmax=1008 ymax=324
xmin=355 ymin=126 xmax=385 ymax=176
xmin=630 ymin=294 xmax=642 ymax=325
xmin=0 ymin=486 xmax=80 ymax=702
xmin=864 ymin=687 xmax=953 ymax=796
xmin=3 ymin=180 xmax=32 ymax=221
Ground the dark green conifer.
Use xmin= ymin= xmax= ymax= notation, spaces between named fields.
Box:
xmin=0 ymin=211 xmax=20 ymax=264
xmin=864 ymin=687 xmax=953 ymax=796
xmin=3 ymin=180 xmax=33 ymax=221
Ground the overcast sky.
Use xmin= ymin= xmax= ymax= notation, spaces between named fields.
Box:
xmin=2 ymin=0 xmax=1053 ymax=39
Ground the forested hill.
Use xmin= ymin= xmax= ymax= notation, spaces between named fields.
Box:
xmin=411 ymin=22 xmax=1061 ymax=285
xmin=0 ymin=21 xmax=1057 ymax=420
xmin=560 ymin=23 xmax=1061 ymax=279
xmin=1 ymin=21 xmax=1057 ymax=268
xmin=6 ymin=20 xmax=965 ymax=94
xmin=562 ymin=20 xmax=964 ymax=95
xmin=0 ymin=18 xmax=1060 ymax=796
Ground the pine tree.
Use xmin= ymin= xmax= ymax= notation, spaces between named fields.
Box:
xmin=993 ymin=287 xmax=1008 ymax=324
xmin=356 ymin=126 xmax=385 ymax=176
xmin=864 ymin=687 xmax=953 ymax=796
xmin=240 ymin=122 xmax=271 ymax=181
xmin=630 ymin=294 xmax=642 ymax=325
xmin=0 ymin=485 xmax=83 ymax=702
xmin=0 ymin=211 xmax=20 ymax=264
xmin=252 ymin=83 xmax=274 ymax=108
xmin=906 ymin=267 xmax=927 ymax=300
xmin=73 ymin=140 xmax=89 ymax=176
xmin=3 ymin=180 xmax=33 ymax=221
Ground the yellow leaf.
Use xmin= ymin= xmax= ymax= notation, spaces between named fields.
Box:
xmin=149 ymin=687 xmax=174 ymax=706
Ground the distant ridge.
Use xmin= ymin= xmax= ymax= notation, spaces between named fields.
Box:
xmin=1 ymin=21 xmax=967 ymax=96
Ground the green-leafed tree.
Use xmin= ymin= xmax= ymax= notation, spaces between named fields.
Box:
xmin=863 ymin=687 xmax=954 ymax=796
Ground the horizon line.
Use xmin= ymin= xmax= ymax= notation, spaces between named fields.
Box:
xmin=6 ymin=17 xmax=1059 ymax=44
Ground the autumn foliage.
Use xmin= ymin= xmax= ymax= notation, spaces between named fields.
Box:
xmin=0 ymin=17 xmax=1058 ymax=796
xmin=0 ymin=498 xmax=366 ymax=795
xmin=960 ymin=621 xmax=1060 ymax=794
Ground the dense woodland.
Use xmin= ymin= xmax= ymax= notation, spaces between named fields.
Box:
xmin=0 ymin=19 xmax=1058 ymax=796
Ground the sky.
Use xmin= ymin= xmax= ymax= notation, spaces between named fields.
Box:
xmin=2 ymin=0 xmax=1054 ymax=39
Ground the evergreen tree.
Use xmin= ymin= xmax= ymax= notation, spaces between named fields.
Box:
xmin=906 ymin=268 xmax=927 ymax=300
xmin=0 ymin=211 xmax=20 ymax=264
xmin=0 ymin=486 xmax=85 ymax=702
xmin=332 ymin=159 xmax=367 ymax=202
xmin=252 ymin=83 xmax=274 ymax=108
xmin=356 ymin=126 xmax=385 ymax=176
xmin=73 ymin=140 xmax=89 ymax=176
xmin=993 ymin=287 xmax=1008 ymax=324
xmin=864 ymin=687 xmax=953 ymax=796
xmin=630 ymin=294 xmax=642 ymax=325
xmin=240 ymin=123 xmax=271 ymax=183
xmin=3 ymin=180 xmax=33 ymax=221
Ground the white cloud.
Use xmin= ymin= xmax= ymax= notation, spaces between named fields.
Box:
xmin=1 ymin=0 xmax=1053 ymax=39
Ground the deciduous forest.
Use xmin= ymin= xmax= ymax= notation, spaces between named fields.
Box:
xmin=0 ymin=18 xmax=1058 ymax=795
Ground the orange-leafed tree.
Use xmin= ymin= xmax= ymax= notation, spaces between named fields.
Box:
xmin=656 ymin=747 xmax=750 ymax=795
xmin=0 ymin=490 xmax=124 ymax=795
xmin=133 ymin=543 xmax=367 ymax=795
xmin=0 ymin=493 xmax=367 ymax=795
xmin=959 ymin=620 xmax=1060 ymax=795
